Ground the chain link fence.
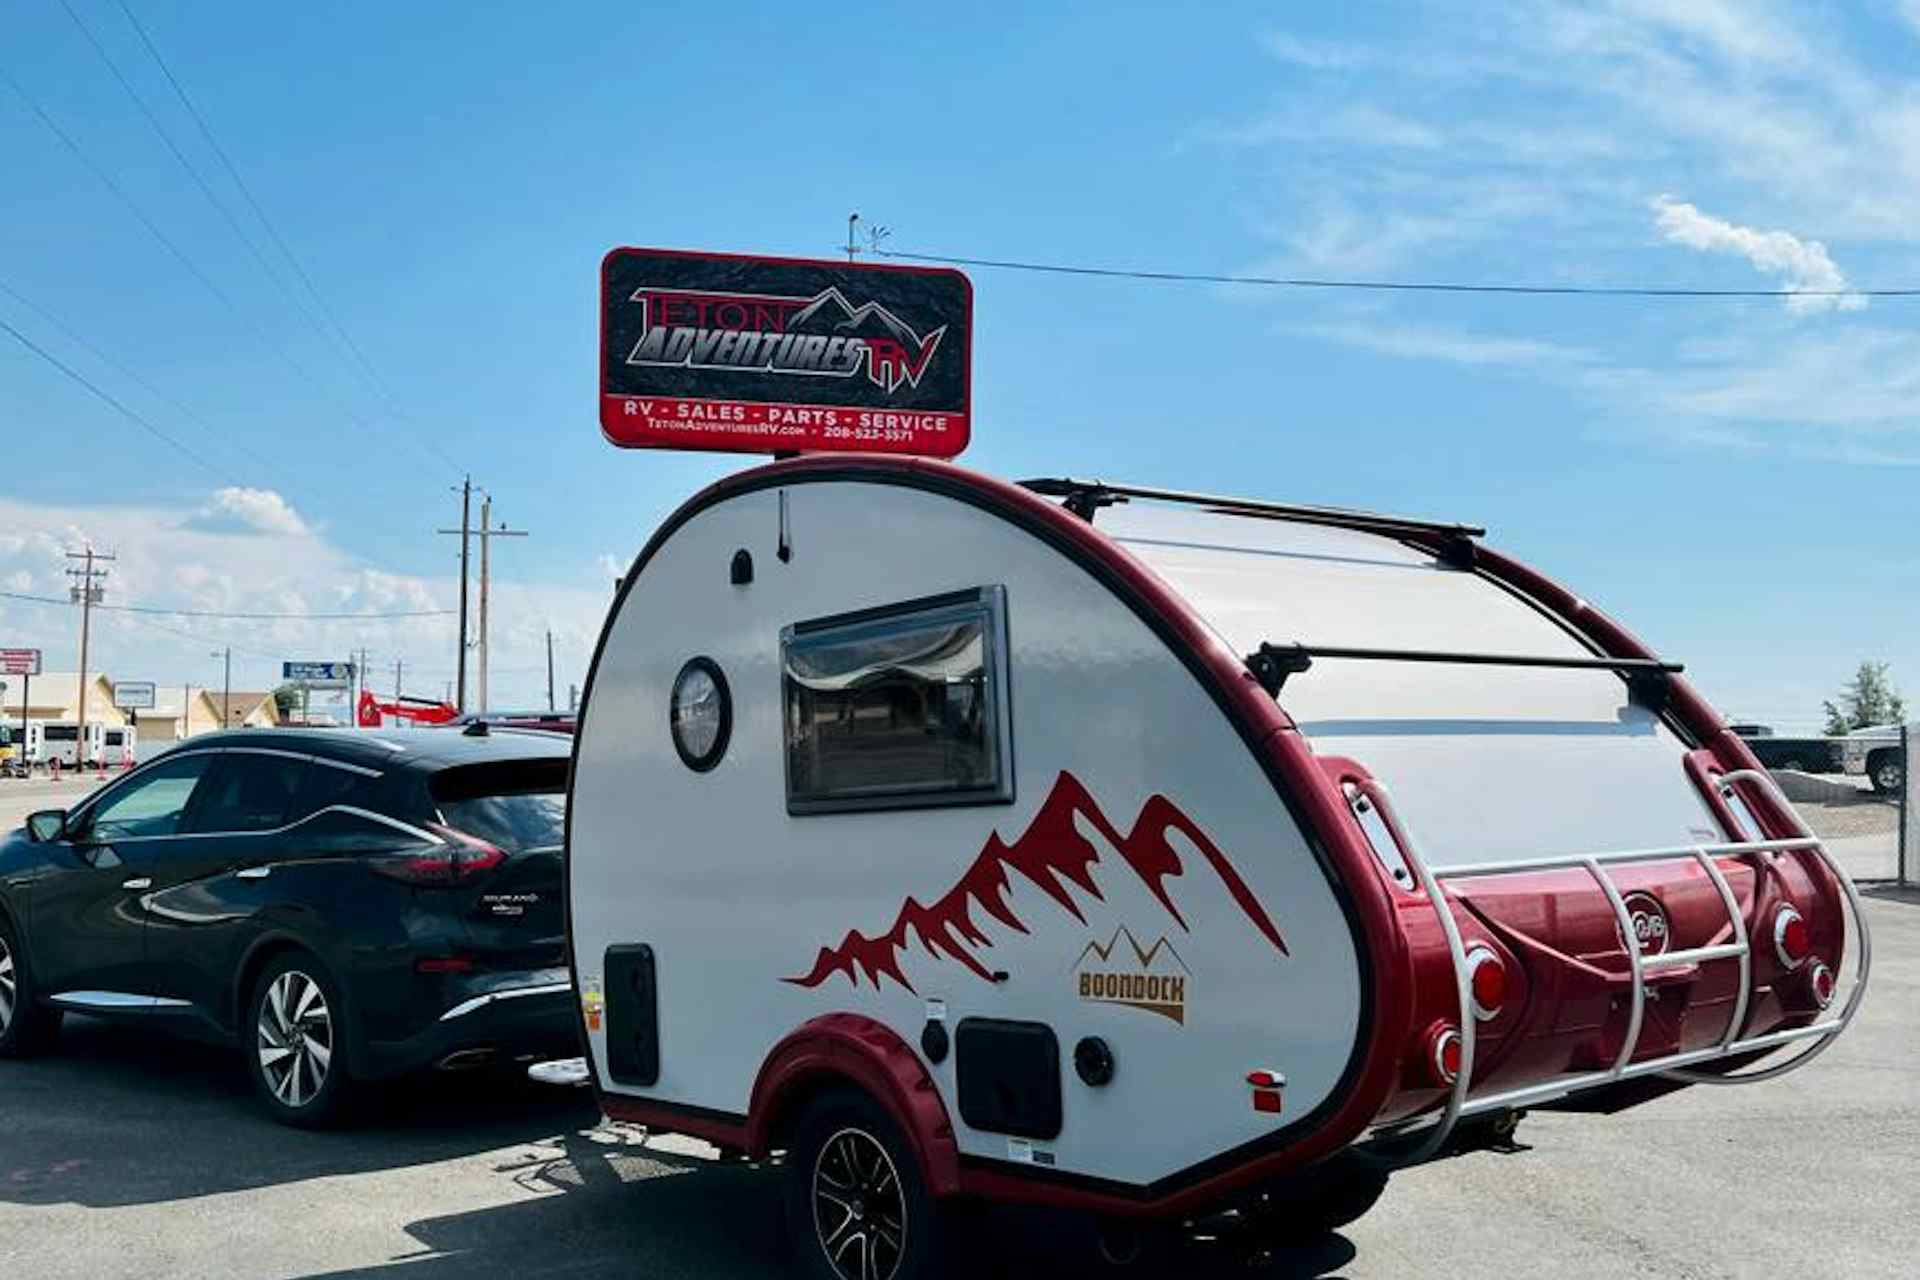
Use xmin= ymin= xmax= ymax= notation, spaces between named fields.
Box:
xmin=1752 ymin=724 xmax=1910 ymax=883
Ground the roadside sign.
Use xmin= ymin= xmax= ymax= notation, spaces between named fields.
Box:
xmin=600 ymin=248 xmax=972 ymax=458
xmin=112 ymin=680 xmax=157 ymax=710
xmin=283 ymin=661 xmax=354 ymax=688
xmin=0 ymin=648 xmax=42 ymax=676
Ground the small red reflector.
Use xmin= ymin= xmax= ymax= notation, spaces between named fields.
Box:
xmin=416 ymin=955 xmax=476 ymax=974
xmin=1427 ymin=1026 xmax=1463 ymax=1085
xmin=1440 ymin=1034 xmax=1462 ymax=1079
xmin=1782 ymin=917 xmax=1809 ymax=960
xmin=1245 ymin=1069 xmax=1282 ymax=1088
xmin=1252 ymin=1089 xmax=1283 ymax=1114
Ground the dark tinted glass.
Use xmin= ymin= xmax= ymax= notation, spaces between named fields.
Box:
xmin=188 ymin=752 xmax=305 ymax=834
xmin=45 ymin=725 xmax=77 ymax=742
xmin=782 ymin=589 xmax=1009 ymax=811
xmin=291 ymin=760 xmax=376 ymax=821
xmin=431 ymin=759 xmax=567 ymax=853
xmin=86 ymin=754 xmax=215 ymax=839
xmin=294 ymin=808 xmax=413 ymax=855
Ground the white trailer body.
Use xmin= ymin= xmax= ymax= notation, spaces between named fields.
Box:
xmin=566 ymin=457 xmax=1865 ymax=1267
xmin=100 ymin=725 xmax=137 ymax=767
xmin=36 ymin=720 xmax=103 ymax=769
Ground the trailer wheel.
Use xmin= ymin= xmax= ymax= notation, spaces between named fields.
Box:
xmin=1247 ymin=1162 xmax=1390 ymax=1242
xmin=784 ymin=1089 xmax=941 ymax=1280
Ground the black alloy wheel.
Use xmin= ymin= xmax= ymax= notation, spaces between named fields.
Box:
xmin=784 ymin=1090 xmax=940 ymax=1280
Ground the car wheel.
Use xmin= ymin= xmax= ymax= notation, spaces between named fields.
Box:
xmin=783 ymin=1089 xmax=942 ymax=1280
xmin=0 ymin=916 xmax=63 ymax=1058
xmin=1869 ymin=753 xmax=1904 ymax=796
xmin=246 ymin=952 xmax=353 ymax=1128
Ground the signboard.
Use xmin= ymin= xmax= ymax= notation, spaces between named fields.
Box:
xmin=112 ymin=680 xmax=156 ymax=710
xmin=0 ymin=648 xmax=42 ymax=676
xmin=600 ymin=248 xmax=972 ymax=458
xmin=283 ymin=661 xmax=354 ymax=688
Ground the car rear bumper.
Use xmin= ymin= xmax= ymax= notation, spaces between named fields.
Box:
xmin=360 ymin=967 xmax=581 ymax=1078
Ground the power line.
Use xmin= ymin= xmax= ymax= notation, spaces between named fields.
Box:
xmin=55 ymin=0 xmax=339 ymax=368
xmin=0 ymin=56 xmax=453 ymax=481
xmin=0 ymin=274 xmax=280 ymax=479
xmin=0 ymin=589 xmax=452 ymax=620
xmin=112 ymin=0 xmax=464 ymax=475
xmin=872 ymin=247 xmax=1912 ymax=300
xmin=0 ymin=313 xmax=237 ymax=482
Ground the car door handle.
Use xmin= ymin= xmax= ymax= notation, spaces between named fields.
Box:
xmin=121 ymin=877 xmax=152 ymax=890
xmin=235 ymin=866 xmax=270 ymax=880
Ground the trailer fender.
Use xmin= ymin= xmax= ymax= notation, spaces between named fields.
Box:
xmin=748 ymin=1012 xmax=961 ymax=1197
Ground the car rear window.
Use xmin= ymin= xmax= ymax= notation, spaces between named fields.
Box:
xmin=430 ymin=759 xmax=567 ymax=854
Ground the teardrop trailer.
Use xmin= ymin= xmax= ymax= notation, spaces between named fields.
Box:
xmin=563 ymin=249 xmax=1871 ymax=1277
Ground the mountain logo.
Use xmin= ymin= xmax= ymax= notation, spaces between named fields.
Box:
xmin=624 ymin=283 xmax=947 ymax=393
xmin=1072 ymin=926 xmax=1191 ymax=1025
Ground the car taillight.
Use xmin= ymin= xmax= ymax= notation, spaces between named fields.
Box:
xmin=373 ymin=824 xmax=506 ymax=885
xmin=1808 ymin=961 xmax=1836 ymax=1009
xmin=1466 ymin=947 xmax=1507 ymax=1021
xmin=1773 ymin=906 xmax=1810 ymax=969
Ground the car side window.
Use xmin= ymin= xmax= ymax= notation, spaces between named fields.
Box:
xmin=186 ymin=753 xmax=306 ymax=835
xmin=84 ymin=754 xmax=217 ymax=840
xmin=295 ymin=808 xmax=422 ymax=855
xmin=288 ymin=759 xmax=376 ymax=823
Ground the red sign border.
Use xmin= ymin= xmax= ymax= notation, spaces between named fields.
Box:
xmin=598 ymin=247 xmax=973 ymax=459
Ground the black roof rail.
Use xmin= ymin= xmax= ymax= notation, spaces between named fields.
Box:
xmin=1242 ymin=641 xmax=1682 ymax=710
xmin=1019 ymin=477 xmax=1486 ymax=541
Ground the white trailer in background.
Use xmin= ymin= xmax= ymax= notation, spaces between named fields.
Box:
xmin=100 ymin=725 xmax=137 ymax=768
xmin=32 ymin=721 xmax=104 ymax=770
xmin=565 ymin=456 xmax=1868 ymax=1278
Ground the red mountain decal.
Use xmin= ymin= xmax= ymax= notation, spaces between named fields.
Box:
xmin=785 ymin=771 xmax=1288 ymax=993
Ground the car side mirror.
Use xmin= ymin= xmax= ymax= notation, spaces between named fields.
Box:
xmin=25 ymin=809 xmax=68 ymax=843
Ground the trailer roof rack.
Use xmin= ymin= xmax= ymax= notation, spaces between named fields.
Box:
xmin=1018 ymin=477 xmax=1487 ymax=541
xmin=1243 ymin=641 xmax=1683 ymax=708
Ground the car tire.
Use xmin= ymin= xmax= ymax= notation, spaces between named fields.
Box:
xmin=245 ymin=951 xmax=354 ymax=1128
xmin=1868 ymin=752 xmax=1903 ymax=796
xmin=0 ymin=916 xmax=62 ymax=1058
xmin=783 ymin=1089 xmax=942 ymax=1280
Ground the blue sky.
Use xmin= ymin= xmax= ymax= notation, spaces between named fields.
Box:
xmin=0 ymin=0 xmax=1915 ymax=725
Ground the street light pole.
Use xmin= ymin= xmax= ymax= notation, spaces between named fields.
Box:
xmin=210 ymin=647 xmax=231 ymax=728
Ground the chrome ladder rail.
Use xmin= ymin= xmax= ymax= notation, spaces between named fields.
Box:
xmin=1347 ymin=770 xmax=1871 ymax=1169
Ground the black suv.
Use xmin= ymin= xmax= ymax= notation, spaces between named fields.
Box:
xmin=0 ymin=726 xmax=578 ymax=1125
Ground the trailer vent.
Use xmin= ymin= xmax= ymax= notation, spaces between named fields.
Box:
xmin=955 ymin=1018 xmax=1062 ymax=1140
xmin=603 ymin=944 xmax=659 ymax=1086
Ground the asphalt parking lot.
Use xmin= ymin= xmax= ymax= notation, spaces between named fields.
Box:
xmin=1 ymin=777 xmax=1915 ymax=1278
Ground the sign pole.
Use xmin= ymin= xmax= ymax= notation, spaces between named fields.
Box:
xmin=20 ymin=671 xmax=27 ymax=774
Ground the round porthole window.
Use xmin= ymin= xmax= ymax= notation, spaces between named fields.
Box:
xmin=670 ymin=657 xmax=731 ymax=772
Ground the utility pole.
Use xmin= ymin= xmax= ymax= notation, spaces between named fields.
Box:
xmin=210 ymin=647 xmax=231 ymax=727
xmin=472 ymin=495 xmax=527 ymax=715
xmin=546 ymin=630 xmax=556 ymax=711
xmin=436 ymin=477 xmax=473 ymax=711
xmin=66 ymin=547 xmax=112 ymax=750
xmin=393 ymin=657 xmax=403 ymax=698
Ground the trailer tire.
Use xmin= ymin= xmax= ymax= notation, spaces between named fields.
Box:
xmin=783 ymin=1088 xmax=942 ymax=1280
xmin=1248 ymin=1162 xmax=1390 ymax=1242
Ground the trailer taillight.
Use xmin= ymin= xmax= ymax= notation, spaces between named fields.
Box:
xmin=1466 ymin=947 xmax=1507 ymax=1021
xmin=1428 ymin=1025 xmax=1462 ymax=1086
xmin=1809 ymin=961 xmax=1836 ymax=1009
xmin=1773 ymin=906 xmax=1810 ymax=969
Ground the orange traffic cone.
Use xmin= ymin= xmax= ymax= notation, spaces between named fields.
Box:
xmin=95 ymin=757 xmax=106 ymax=782
xmin=49 ymin=758 xmax=60 ymax=781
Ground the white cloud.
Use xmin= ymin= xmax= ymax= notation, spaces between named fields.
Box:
xmin=1649 ymin=196 xmax=1865 ymax=311
xmin=1294 ymin=322 xmax=1595 ymax=367
xmin=0 ymin=491 xmax=614 ymax=712
xmin=185 ymin=487 xmax=312 ymax=536
xmin=1259 ymin=31 xmax=1374 ymax=71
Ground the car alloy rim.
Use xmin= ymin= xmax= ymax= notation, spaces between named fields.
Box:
xmin=1876 ymin=762 xmax=1901 ymax=790
xmin=0 ymin=937 xmax=15 ymax=1035
xmin=257 ymin=970 xmax=333 ymax=1108
xmin=812 ymin=1126 xmax=906 ymax=1280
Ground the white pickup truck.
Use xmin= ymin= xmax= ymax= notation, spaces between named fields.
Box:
xmin=1837 ymin=725 xmax=1906 ymax=795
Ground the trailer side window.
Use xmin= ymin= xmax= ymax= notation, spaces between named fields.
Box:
xmin=782 ymin=586 xmax=1012 ymax=814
